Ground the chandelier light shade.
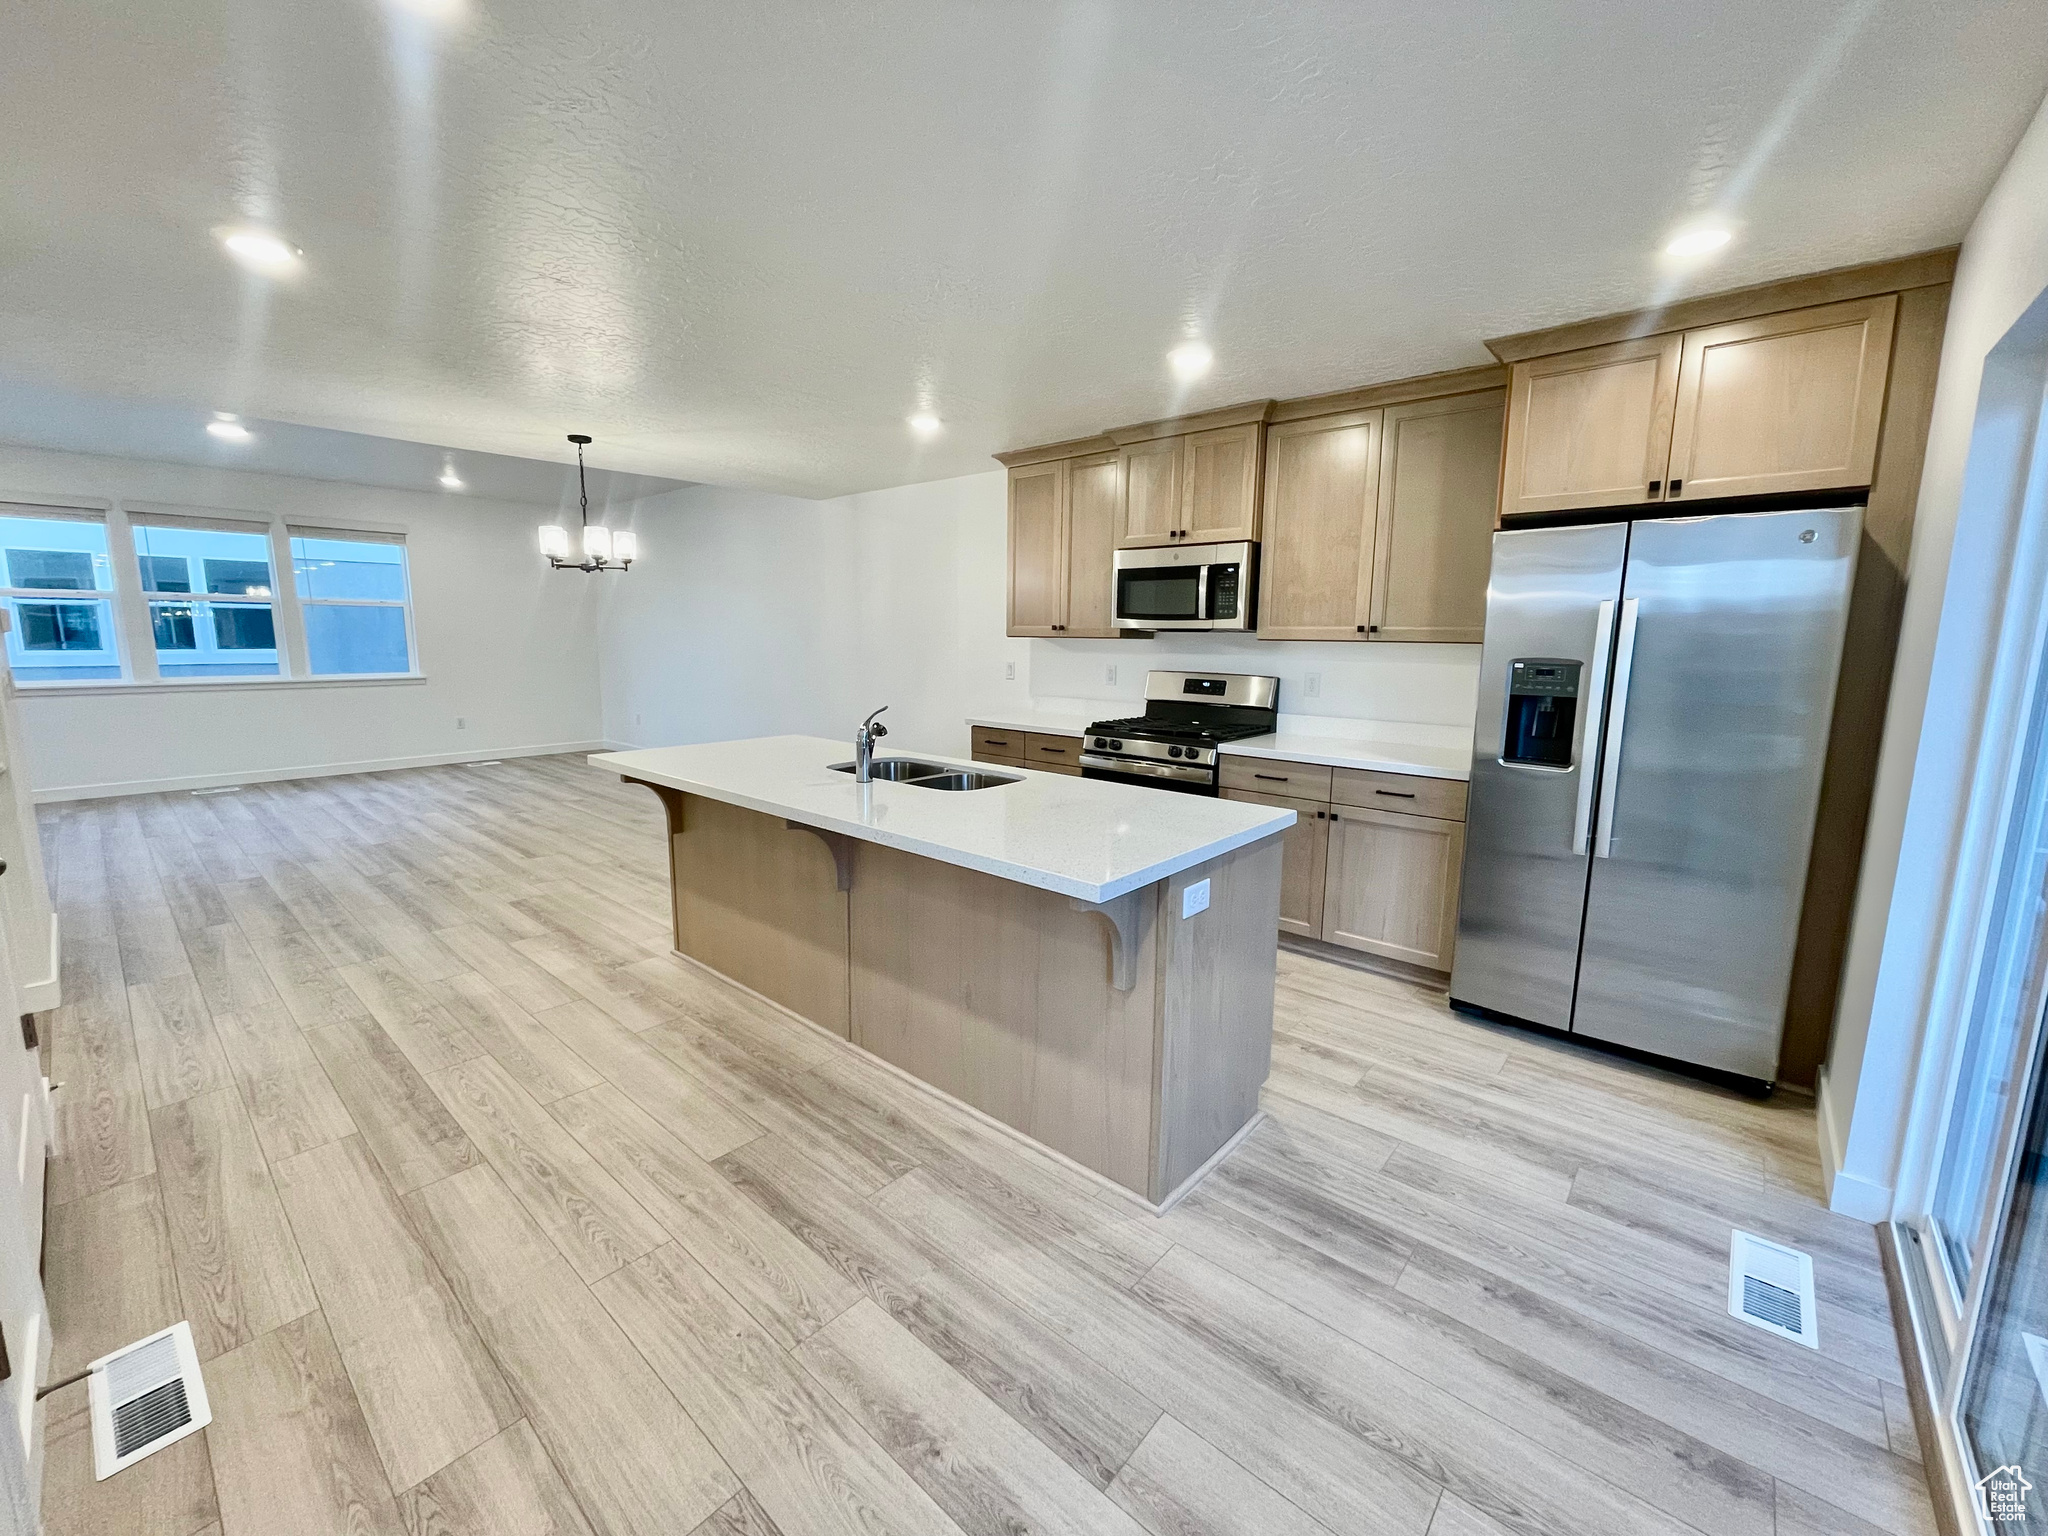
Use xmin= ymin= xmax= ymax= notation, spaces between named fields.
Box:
xmin=542 ymin=433 xmax=636 ymax=573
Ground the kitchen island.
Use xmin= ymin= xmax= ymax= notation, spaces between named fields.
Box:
xmin=590 ymin=735 xmax=1292 ymax=1207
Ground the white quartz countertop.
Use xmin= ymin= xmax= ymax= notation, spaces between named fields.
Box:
xmin=590 ymin=736 xmax=1294 ymax=904
xmin=1221 ymin=733 xmax=1471 ymax=780
xmin=964 ymin=708 xmax=1472 ymax=781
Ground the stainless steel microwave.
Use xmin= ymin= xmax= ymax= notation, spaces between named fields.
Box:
xmin=1113 ymin=541 xmax=1257 ymax=631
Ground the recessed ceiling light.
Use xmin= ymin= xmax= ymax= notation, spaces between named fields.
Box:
xmin=908 ymin=412 xmax=943 ymax=439
xmin=218 ymin=229 xmax=303 ymax=276
xmin=438 ymin=459 xmax=465 ymax=489
xmin=205 ymin=413 xmax=252 ymax=443
xmin=1168 ymin=342 xmax=1213 ymax=382
xmin=1665 ymin=227 xmax=1732 ymax=259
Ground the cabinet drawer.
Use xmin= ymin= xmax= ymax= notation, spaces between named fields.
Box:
xmin=1220 ymin=756 xmax=1334 ymax=801
xmin=971 ymin=726 xmax=1027 ymax=759
xmin=1331 ymin=768 xmax=1467 ymax=821
xmin=1025 ymin=733 xmax=1082 ymax=767
xmin=972 ymin=748 xmax=1024 ymax=768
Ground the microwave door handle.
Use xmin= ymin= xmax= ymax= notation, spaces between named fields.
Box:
xmin=1195 ymin=561 xmax=1211 ymax=622
xmin=1570 ymin=599 xmax=1616 ymax=856
xmin=1593 ymin=598 xmax=1640 ymax=859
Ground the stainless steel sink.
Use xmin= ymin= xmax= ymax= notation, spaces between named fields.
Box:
xmin=909 ymin=770 xmax=1019 ymax=792
xmin=828 ymin=758 xmax=955 ymax=781
xmin=826 ymin=760 xmax=1019 ymax=790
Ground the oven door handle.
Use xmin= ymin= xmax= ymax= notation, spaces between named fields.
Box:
xmin=1079 ymin=753 xmax=1215 ymax=785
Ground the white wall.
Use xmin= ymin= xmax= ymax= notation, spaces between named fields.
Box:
xmin=1 ymin=443 xmax=607 ymax=798
xmin=598 ymin=469 xmax=1479 ymax=759
xmin=1821 ymin=89 xmax=2048 ymax=1218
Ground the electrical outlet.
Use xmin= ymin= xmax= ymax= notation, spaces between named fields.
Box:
xmin=455 ymin=716 xmax=467 ymax=730
xmin=634 ymin=713 xmax=643 ymax=728
xmin=1181 ymin=879 xmax=1211 ymax=920
xmin=1305 ymin=671 xmax=1321 ymax=699
xmin=1106 ymin=664 xmax=1118 ymax=686
xmin=1005 ymin=661 xmax=1016 ymax=681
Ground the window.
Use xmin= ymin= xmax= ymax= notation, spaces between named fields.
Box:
xmin=291 ymin=532 xmax=413 ymax=675
xmin=132 ymin=522 xmax=280 ymax=678
xmin=0 ymin=508 xmax=120 ymax=681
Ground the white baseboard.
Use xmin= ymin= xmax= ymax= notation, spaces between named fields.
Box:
xmin=33 ymin=739 xmax=610 ymax=803
xmin=1817 ymin=1066 xmax=1894 ymax=1221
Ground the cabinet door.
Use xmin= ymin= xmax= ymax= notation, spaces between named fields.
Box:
xmin=1222 ymin=787 xmax=1329 ymax=938
xmin=1369 ymin=390 xmax=1504 ymax=643
xmin=1181 ymin=422 xmax=1263 ymax=543
xmin=1116 ymin=437 xmax=1182 ymax=547
xmin=1500 ymin=335 xmax=1682 ymax=517
xmin=1665 ymin=294 xmax=1896 ymax=503
xmin=1007 ymin=461 xmax=1069 ymax=636
xmin=1257 ymin=409 xmax=1381 ymax=640
xmin=1320 ymin=806 xmax=1465 ymax=971
xmin=1064 ymin=451 xmax=1122 ymax=637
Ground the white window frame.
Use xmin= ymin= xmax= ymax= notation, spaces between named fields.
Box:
xmin=0 ymin=500 xmax=126 ymax=683
xmin=0 ymin=496 xmax=425 ymax=693
xmin=287 ymin=524 xmax=420 ymax=681
xmin=127 ymin=508 xmax=284 ymax=684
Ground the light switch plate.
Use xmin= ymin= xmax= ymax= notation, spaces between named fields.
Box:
xmin=1181 ymin=879 xmax=1210 ymax=919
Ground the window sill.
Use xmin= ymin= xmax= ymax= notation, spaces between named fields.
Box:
xmin=15 ymin=672 xmax=429 ymax=698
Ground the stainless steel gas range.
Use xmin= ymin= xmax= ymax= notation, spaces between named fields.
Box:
xmin=1078 ymin=671 xmax=1280 ymax=796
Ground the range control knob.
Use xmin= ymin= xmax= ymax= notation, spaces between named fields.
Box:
xmin=1109 ymin=739 xmax=1122 ymax=751
xmin=1092 ymin=737 xmax=1107 ymax=749
xmin=1167 ymin=745 xmax=1184 ymax=759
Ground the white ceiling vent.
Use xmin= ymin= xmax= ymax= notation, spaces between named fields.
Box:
xmin=1728 ymin=1230 xmax=1818 ymax=1350
xmin=88 ymin=1321 xmax=211 ymax=1480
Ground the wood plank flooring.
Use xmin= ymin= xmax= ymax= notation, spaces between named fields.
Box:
xmin=36 ymin=755 xmax=1936 ymax=1536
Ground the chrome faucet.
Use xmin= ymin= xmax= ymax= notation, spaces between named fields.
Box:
xmin=853 ymin=706 xmax=890 ymax=783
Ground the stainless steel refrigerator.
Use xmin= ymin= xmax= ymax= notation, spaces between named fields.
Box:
xmin=1449 ymin=506 xmax=1859 ymax=1086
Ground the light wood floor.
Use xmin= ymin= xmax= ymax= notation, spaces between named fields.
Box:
xmin=37 ymin=754 xmax=1935 ymax=1536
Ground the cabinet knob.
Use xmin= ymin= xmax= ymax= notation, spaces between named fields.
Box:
xmin=1668 ymin=479 xmax=1683 ymax=495
xmin=1648 ymin=480 xmax=1660 ymax=496
xmin=1356 ymin=625 xmax=1366 ymax=633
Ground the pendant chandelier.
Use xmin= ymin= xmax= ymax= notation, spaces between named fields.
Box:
xmin=539 ymin=433 xmax=636 ymax=572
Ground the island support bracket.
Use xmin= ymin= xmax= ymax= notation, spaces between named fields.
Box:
xmin=1068 ymin=890 xmax=1145 ymax=992
xmin=785 ymin=822 xmax=857 ymax=892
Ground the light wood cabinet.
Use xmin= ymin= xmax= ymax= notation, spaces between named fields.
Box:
xmin=1222 ymin=787 xmax=1329 ymax=938
xmin=1116 ymin=422 xmax=1263 ymax=549
xmin=1320 ymin=805 xmax=1465 ymax=971
xmin=1004 ymin=452 xmax=1120 ymax=638
xmin=1116 ymin=438 xmax=1183 ymax=547
xmin=970 ymin=726 xmax=1025 ymax=763
xmin=1369 ymin=390 xmax=1505 ymax=643
xmin=1257 ymin=409 xmax=1382 ymax=640
xmin=1500 ymin=335 xmax=1682 ymax=517
xmin=1065 ymin=452 xmax=1121 ymax=635
xmin=1665 ymin=294 xmax=1896 ymax=503
xmin=1181 ymin=422 xmax=1263 ymax=543
xmin=1501 ymin=294 xmax=1899 ymax=520
xmin=1006 ymin=460 xmax=1068 ymax=637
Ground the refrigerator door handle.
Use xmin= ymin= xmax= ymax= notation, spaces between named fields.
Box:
xmin=1570 ymin=599 xmax=1617 ymax=856
xmin=1593 ymin=598 xmax=1640 ymax=859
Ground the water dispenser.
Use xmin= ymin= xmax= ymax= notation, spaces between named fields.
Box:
xmin=1501 ymin=659 xmax=1582 ymax=768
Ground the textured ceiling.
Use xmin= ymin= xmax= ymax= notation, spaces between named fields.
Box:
xmin=3 ymin=1 xmax=2043 ymax=498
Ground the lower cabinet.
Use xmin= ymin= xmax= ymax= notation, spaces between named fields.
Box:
xmin=1227 ymin=759 xmax=1466 ymax=971
xmin=1321 ymin=806 xmax=1464 ymax=971
xmin=971 ymin=727 xmax=1081 ymax=776
xmin=1221 ymin=788 xmax=1330 ymax=938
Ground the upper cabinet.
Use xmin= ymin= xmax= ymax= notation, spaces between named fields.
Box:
xmin=1499 ymin=335 xmax=1681 ymax=517
xmin=1116 ymin=437 xmax=1182 ymax=547
xmin=1498 ymin=292 xmax=1899 ymax=520
xmin=1665 ymin=295 xmax=1896 ymax=503
xmin=1003 ymin=444 xmax=1122 ymax=638
xmin=1370 ymin=390 xmax=1505 ymax=643
xmin=1257 ymin=409 xmax=1381 ymax=640
xmin=1258 ymin=383 xmax=1504 ymax=643
xmin=1113 ymin=407 xmax=1268 ymax=548
xmin=1181 ymin=422 xmax=1263 ymax=543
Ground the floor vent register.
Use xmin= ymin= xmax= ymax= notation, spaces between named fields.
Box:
xmin=1727 ymin=1230 xmax=1819 ymax=1350
xmin=88 ymin=1322 xmax=211 ymax=1480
